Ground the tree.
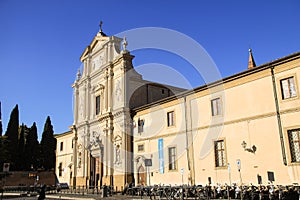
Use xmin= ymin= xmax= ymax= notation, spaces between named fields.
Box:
xmin=16 ymin=124 xmax=26 ymax=170
xmin=0 ymin=136 xmax=9 ymax=170
xmin=4 ymin=104 xmax=19 ymax=170
xmin=24 ymin=123 xmax=40 ymax=170
xmin=40 ymin=116 xmax=56 ymax=170
xmin=0 ymin=101 xmax=3 ymax=136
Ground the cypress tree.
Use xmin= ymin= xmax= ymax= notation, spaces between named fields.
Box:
xmin=16 ymin=124 xmax=26 ymax=170
xmin=0 ymin=136 xmax=9 ymax=170
xmin=0 ymin=101 xmax=3 ymax=136
xmin=40 ymin=116 xmax=56 ymax=170
xmin=24 ymin=123 xmax=40 ymax=170
xmin=4 ymin=104 xmax=19 ymax=170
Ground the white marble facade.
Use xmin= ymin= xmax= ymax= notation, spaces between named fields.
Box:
xmin=70 ymin=26 xmax=185 ymax=189
xmin=71 ymin=30 xmax=138 ymax=188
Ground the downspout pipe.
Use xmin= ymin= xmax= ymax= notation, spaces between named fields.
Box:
xmin=184 ymin=96 xmax=195 ymax=185
xmin=184 ymin=97 xmax=191 ymax=171
xmin=270 ymin=66 xmax=287 ymax=165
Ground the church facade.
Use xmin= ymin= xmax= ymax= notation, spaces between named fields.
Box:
xmin=55 ymin=25 xmax=300 ymax=189
xmin=66 ymin=26 xmax=183 ymax=190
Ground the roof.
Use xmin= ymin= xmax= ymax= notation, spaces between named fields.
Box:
xmin=133 ymin=51 xmax=300 ymax=113
xmin=54 ymin=130 xmax=73 ymax=138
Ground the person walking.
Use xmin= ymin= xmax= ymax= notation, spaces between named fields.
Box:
xmin=38 ymin=185 xmax=46 ymax=200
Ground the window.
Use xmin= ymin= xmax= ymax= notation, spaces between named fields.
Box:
xmin=168 ymin=147 xmax=177 ymax=170
xmin=167 ymin=111 xmax=175 ymax=127
xmin=96 ymin=95 xmax=100 ymax=115
xmin=214 ymin=140 xmax=226 ymax=167
xmin=211 ymin=97 xmax=222 ymax=116
xmin=280 ymin=77 xmax=297 ymax=99
xmin=60 ymin=142 xmax=63 ymax=151
xmin=288 ymin=129 xmax=300 ymax=162
xmin=137 ymin=144 xmax=144 ymax=152
xmin=138 ymin=119 xmax=144 ymax=133
xmin=58 ymin=163 xmax=63 ymax=177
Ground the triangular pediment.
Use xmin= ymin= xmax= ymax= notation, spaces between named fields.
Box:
xmin=80 ymin=35 xmax=109 ymax=62
xmin=114 ymin=135 xmax=122 ymax=142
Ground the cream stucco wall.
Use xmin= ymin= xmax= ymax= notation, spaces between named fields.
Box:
xmin=55 ymin=131 xmax=74 ymax=186
xmin=133 ymin=53 xmax=300 ymax=186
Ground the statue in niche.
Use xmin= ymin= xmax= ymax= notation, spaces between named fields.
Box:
xmin=79 ymin=96 xmax=84 ymax=119
xmin=115 ymin=80 xmax=122 ymax=102
xmin=115 ymin=144 xmax=121 ymax=165
xmin=78 ymin=145 xmax=82 ymax=168
xmin=99 ymin=55 xmax=103 ymax=66
xmin=114 ymin=135 xmax=122 ymax=165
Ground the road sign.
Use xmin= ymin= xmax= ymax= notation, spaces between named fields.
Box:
xmin=180 ymin=168 xmax=184 ymax=175
xmin=236 ymin=159 xmax=241 ymax=170
xmin=145 ymin=159 xmax=152 ymax=166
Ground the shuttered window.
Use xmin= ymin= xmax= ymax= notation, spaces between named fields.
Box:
xmin=280 ymin=77 xmax=297 ymax=99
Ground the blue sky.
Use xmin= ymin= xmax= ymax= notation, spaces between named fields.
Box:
xmin=0 ymin=0 xmax=299 ymax=138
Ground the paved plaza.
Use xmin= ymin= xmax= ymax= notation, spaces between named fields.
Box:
xmin=1 ymin=192 xmax=147 ymax=200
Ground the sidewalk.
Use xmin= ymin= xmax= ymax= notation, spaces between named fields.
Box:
xmin=1 ymin=192 xmax=149 ymax=199
xmin=47 ymin=193 xmax=149 ymax=200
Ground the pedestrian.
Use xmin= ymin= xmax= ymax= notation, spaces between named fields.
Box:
xmin=38 ymin=185 xmax=46 ymax=200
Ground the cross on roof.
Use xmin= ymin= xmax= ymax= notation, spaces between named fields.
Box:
xmin=99 ymin=21 xmax=103 ymax=32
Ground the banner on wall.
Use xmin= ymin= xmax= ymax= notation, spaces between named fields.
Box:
xmin=158 ymin=138 xmax=164 ymax=174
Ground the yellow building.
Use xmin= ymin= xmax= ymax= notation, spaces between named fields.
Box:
xmin=55 ymin=24 xmax=300 ymax=189
xmin=133 ymin=51 xmax=300 ymax=186
xmin=55 ymin=131 xmax=74 ymax=186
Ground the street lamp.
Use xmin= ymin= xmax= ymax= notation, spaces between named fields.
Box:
xmin=241 ymin=141 xmax=257 ymax=153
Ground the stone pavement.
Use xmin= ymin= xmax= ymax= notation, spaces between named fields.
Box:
xmin=46 ymin=193 xmax=148 ymax=200
xmin=1 ymin=192 xmax=149 ymax=199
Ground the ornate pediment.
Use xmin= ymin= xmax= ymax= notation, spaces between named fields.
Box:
xmin=80 ymin=36 xmax=109 ymax=62
xmin=92 ymin=83 xmax=105 ymax=93
xmin=114 ymin=135 xmax=122 ymax=143
xmin=80 ymin=33 xmax=122 ymax=63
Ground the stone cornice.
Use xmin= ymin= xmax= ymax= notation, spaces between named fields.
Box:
xmin=98 ymin=112 xmax=113 ymax=122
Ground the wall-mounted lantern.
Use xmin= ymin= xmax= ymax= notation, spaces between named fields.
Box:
xmin=241 ymin=141 xmax=257 ymax=153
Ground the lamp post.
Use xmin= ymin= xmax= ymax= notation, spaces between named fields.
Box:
xmin=180 ymin=168 xmax=184 ymax=200
xmin=144 ymin=159 xmax=152 ymax=186
xmin=228 ymin=163 xmax=231 ymax=186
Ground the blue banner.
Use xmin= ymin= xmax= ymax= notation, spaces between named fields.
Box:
xmin=158 ymin=138 xmax=164 ymax=174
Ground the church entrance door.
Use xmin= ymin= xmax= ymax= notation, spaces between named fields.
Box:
xmin=137 ymin=166 xmax=146 ymax=185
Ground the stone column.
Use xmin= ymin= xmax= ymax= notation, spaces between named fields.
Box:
xmin=104 ymin=126 xmax=109 ymax=177
xmin=86 ymin=151 xmax=90 ymax=188
xmin=71 ymin=125 xmax=78 ymax=188
xmin=107 ymin=67 xmax=113 ymax=112
xmin=109 ymin=122 xmax=114 ymax=186
xmin=105 ymin=70 xmax=109 ymax=112
xmin=86 ymin=80 xmax=91 ymax=121
xmin=73 ymin=86 xmax=79 ymax=124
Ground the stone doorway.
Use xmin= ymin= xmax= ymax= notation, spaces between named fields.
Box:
xmin=137 ymin=166 xmax=146 ymax=185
